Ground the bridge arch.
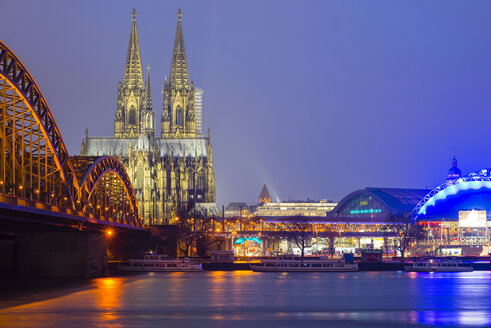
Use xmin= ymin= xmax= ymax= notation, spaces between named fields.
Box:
xmin=0 ymin=41 xmax=141 ymax=226
xmin=74 ymin=156 xmax=139 ymax=225
xmin=0 ymin=40 xmax=78 ymax=207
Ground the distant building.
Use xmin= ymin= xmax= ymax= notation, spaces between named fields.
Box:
xmin=224 ymin=202 xmax=249 ymax=218
xmin=258 ymin=184 xmax=271 ymax=204
xmin=255 ymin=199 xmax=337 ymax=217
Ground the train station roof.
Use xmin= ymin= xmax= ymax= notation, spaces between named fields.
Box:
xmin=327 ymin=187 xmax=430 ymax=222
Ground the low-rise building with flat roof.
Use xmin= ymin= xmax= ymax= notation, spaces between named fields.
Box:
xmin=255 ymin=199 xmax=337 ymax=217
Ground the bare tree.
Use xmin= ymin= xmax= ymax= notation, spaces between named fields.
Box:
xmin=149 ymin=225 xmax=178 ymax=257
xmin=388 ymin=213 xmax=426 ymax=259
xmin=283 ymin=216 xmax=317 ymax=259
xmin=150 ymin=204 xmax=211 ymax=258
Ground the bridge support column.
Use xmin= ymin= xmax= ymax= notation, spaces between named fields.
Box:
xmin=14 ymin=231 xmax=108 ymax=278
xmin=384 ymin=237 xmax=388 ymax=257
xmin=224 ymin=236 xmax=233 ymax=251
xmin=262 ymin=239 xmax=268 ymax=256
xmin=328 ymin=236 xmax=335 ymax=255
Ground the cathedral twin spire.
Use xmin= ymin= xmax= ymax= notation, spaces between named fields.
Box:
xmin=162 ymin=8 xmax=197 ymax=138
xmin=115 ymin=9 xmax=154 ymax=138
xmin=116 ymin=8 xmax=197 ymax=139
xmin=124 ymin=9 xmax=144 ymax=89
xmin=170 ymin=9 xmax=190 ymax=89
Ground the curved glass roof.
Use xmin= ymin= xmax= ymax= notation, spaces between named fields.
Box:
xmin=367 ymin=188 xmax=430 ymax=211
xmin=329 ymin=187 xmax=429 ymax=219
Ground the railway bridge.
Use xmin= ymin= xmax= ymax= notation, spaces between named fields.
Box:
xmin=0 ymin=40 xmax=149 ymax=277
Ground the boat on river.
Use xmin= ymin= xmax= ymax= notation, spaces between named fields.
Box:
xmin=250 ymin=256 xmax=359 ymax=272
xmin=118 ymin=254 xmax=202 ymax=272
xmin=405 ymin=259 xmax=473 ymax=272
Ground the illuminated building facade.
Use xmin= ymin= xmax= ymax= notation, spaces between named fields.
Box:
xmin=414 ymin=165 xmax=491 ymax=256
xmin=324 ymin=187 xmax=429 ymax=251
xmin=80 ymin=9 xmax=216 ymax=224
xmin=224 ymin=202 xmax=250 ymax=218
xmin=255 ymin=200 xmax=337 ymax=217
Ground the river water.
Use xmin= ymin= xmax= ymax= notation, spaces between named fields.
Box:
xmin=1 ymin=271 xmax=491 ymax=327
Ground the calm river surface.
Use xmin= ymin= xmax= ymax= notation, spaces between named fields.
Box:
xmin=1 ymin=271 xmax=491 ymax=327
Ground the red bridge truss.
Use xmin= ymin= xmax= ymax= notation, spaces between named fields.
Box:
xmin=0 ymin=40 xmax=141 ymax=227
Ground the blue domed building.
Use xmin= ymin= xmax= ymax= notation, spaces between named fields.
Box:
xmin=414 ymin=157 xmax=491 ymax=256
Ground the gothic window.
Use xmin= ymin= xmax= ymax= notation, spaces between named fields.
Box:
xmin=175 ymin=168 xmax=181 ymax=202
xmin=146 ymin=113 xmax=153 ymax=129
xmin=188 ymin=170 xmax=195 ymax=191
xmin=197 ymin=172 xmax=206 ymax=191
xmin=176 ymin=106 xmax=182 ymax=125
xmin=129 ymin=106 xmax=136 ymax=124
xmin=136 ymin=164 xmax=144 ymax=188
xmin=166 ymin=168 xmax=172 ymax=193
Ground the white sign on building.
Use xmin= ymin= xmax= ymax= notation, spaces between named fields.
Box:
xmin=458 ymin=210 xmax=487 ymax=228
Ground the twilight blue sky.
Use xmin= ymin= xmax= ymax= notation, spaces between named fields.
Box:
xmin=2 ymin=1 xmax=491 ymax=207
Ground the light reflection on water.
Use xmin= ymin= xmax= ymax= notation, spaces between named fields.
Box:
xmin=0 ymin=271 xmax=491 ymax=327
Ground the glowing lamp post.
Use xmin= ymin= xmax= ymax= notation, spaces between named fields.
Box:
xmin=105 ymin=229 xmax=113 ymax=238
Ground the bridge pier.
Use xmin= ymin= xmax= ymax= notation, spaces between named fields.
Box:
xmin=328 ymin=236 xmax=335 ymax=255
xmin=13 ymin=231 xmax=108 ymax=278
xmin=225 ymin=237 xmax=233 ymax=251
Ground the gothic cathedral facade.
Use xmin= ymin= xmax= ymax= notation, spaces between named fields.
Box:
xmin=80 ymin=9 xmax=216 ymax=224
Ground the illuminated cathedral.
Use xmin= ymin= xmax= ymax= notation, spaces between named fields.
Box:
xmin=80 ymin=9 xmax=216 ymax=224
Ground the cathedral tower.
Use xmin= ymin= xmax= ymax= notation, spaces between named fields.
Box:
xmin=161 ymin=9 xmax=197 ymax=138
xmin=114 ymin=9 xmax=155 ymax=138
xmin=84 ymin=8 xmax=216 ymax=224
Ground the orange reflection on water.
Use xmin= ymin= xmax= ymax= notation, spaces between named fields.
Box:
xmin=92 ymin=277 xmax=124 ymax=327
xmin=232 ymin=270 xmax=255 ymax=277
xmin=209 ymin=272 xmax=228 ymax=307
xmin=210 ymin=271 xmax=226 ymax=279
xmin=0 ymin=277 xmax=127 ymax=328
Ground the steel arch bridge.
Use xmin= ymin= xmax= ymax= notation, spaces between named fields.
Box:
xmin=0 ymin=40 xmax=141 ymax=227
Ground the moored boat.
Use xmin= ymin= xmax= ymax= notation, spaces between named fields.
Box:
xmin=250 ymin=256 xmax=359 ymax=272
xmin=118 ymin=254 xmax=202 ymax=272
xmin=405 ymin=259 xmax=473 ymax=272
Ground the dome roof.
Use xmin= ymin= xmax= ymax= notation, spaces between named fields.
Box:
xmin=448 ymin=166 xmax=461 ymax=177
xmin=447 ymin=155 xmax=461 ymax=180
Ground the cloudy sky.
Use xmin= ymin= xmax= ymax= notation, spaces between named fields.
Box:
xmin=2 ymin=1 xmax=491 ymax=207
